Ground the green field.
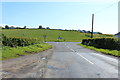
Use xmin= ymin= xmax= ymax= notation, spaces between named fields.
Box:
xmin=2 ymin=29 xmax=113 ymax=42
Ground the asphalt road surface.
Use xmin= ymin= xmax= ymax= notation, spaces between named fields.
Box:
xmin=44 ymin=42 xmax=118 ymax=78
xmin=1 ymin=42 xmax=118 ymax=78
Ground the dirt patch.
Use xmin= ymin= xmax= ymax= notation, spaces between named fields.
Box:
xmin=1 ymin=47 xmax=54 ymax=78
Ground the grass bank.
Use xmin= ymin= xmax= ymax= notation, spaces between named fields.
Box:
xmin=78 ymin=43 xmax=119 ymax=57
xmin=2 ymin=43 xmax=52 ymax=60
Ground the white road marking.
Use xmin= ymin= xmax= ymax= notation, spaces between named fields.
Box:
xmin=76 ymin=53 xmax=94 ymax=64
xmin=71 ymin=49 xmax=75 ymax=52
xmin=66 ymin=46 xmax=75 ymax=52
xmin=66 ymin=45 xmax=75 ymax=52
xmin=66 ymin=46 xmax=70 ymax=48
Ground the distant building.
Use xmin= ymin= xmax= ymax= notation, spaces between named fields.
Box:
xmin=9 ymin=26 xmax=15 ymax=29
xmin=78 ymin=30 xmax=84 ymax=33
xmin=78 ymin=30 xmax=90 ymax=33
xmin=83 ymin=30 xmax=87 ymax=33
xmin=114 ymin=32 xmax=120 ymax=38
xmin=93 ymin=32 xmax=98 ymax=34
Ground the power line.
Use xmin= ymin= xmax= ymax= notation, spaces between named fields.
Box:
xmin=95 ymin=2 xmax=117 ymax=14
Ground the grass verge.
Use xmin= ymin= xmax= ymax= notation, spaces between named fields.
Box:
xmin=78 ymin=43 xmax=119 ymax=57
xmin=2 ymin=43 xmax=52 ymax=60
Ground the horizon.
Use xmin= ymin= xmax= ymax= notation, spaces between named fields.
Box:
xmin=1 ymin=24 xmax=117 ymax=35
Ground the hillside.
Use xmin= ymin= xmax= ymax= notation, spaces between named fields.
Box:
xmin=2 ymin=29 xmax=113 ymax=42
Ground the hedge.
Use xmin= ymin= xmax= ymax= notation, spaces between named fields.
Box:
xmin=82 ymin=38 xmax=120 ymax=50
xmin=2 ymin=34 xmax=41 ymax=47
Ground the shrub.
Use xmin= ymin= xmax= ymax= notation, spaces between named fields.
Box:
xmin=82 ymin=38 xmax=120 ymax=50
xmin=2 ymin=34 xmax=40 ymax=47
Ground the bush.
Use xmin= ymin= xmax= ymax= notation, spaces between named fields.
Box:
xmin=82 ymin=38 xmax=120 ymax=50
xmin=2 ymin=34 xmax=40 ymax=47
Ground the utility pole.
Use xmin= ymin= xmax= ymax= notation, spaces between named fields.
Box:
xmin=91 ymin=14 xmax=94 ymax=38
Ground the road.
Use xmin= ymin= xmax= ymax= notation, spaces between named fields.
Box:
xmin=44 ymin=42 xmax=118 ymax=78
xmin=1 ymin=42 xmax=118 ymax=78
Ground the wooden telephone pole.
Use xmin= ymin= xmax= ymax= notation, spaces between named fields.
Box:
xmin=91 ymin=14 xmax=94 ymax=38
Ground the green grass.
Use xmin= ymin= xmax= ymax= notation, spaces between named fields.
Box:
xmin=78 ymin=43 xmax=119 ymax=57
xmin=2 ymin=29 xmax=113 ymax=42
xmin=1 ymin=43 xmax=52 ymax=60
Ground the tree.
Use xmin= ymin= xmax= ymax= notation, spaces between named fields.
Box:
xmin=24 ymin=26 xmax=27 ymax=29
xmin=38 ymin=25 xmax=42 ymax=29
xmin=98 ymin=32 xmax=102 ymax=34
xmin=87 ymin=31 xmax=91 ymax=33
xmin=15 ymin=27 xmax=21 ymax=29
xmin=65 ymin=29 xmax=68 ymax=31
xmin=46 ymin=27 xmax=50 ymax=29
xmin=5 ymin=25 xmax=9 ymax=29
xmin=2 ymin=27 xmax=4 ymax=29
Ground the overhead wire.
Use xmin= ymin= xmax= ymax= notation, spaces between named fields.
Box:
xmin=94 ymin=2 xmax=118 ymax=14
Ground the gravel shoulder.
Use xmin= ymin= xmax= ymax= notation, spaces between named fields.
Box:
xmin=1 ymin=47 xmax=54 ymax=78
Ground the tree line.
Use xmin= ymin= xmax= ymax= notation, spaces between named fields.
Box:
xmin=2 ymin=25 xmax=50 ymax=29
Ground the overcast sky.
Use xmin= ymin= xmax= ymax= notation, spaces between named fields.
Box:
xmin=1 ymin=0 xmax=119 ymax=34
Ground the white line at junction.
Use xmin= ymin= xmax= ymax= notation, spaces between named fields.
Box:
xmin=66 ymin=46 xmax=70 ymax=48
xmin=76 ymin=53 xmax=94 ymax=64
